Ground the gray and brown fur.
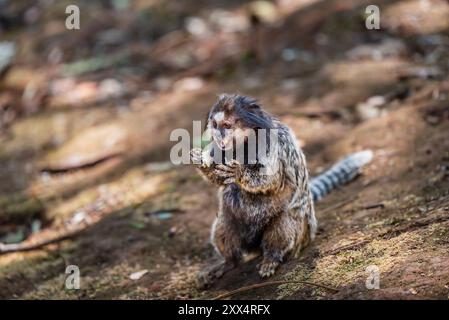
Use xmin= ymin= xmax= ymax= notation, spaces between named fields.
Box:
xmin=191 ymin=94 xmax=317 ymax=286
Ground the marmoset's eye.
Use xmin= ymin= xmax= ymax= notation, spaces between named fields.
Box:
xmin=212 ymin=120 xmax=217 ymax=128
xmin=223 ymin=121 xmax=231 ymax=129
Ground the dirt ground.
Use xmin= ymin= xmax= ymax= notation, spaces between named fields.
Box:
xmin=0 ymin=0 xmax=448 ymax=299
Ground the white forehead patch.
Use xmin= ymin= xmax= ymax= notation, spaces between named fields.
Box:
xmin=213 ymin=112 xmax=225 ymax=122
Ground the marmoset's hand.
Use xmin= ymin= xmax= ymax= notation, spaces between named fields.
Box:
xmin=215 ymin=160 xmax=240 ymax=184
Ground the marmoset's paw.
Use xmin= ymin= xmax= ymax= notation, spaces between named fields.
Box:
xmin=190 ymin=148 xmax=214 ymax=167
xmin=214 ymin=164 xmax=237 ymax=184
xmin=258 ymin=259 xmax=280 ymax=278
xmin=190 ymin=148 xmax=203 ymax=164
xmin=196 ymin=261 xmax=228 ymax=289
xmin=225 ymin=159 xmax=240 ymax=168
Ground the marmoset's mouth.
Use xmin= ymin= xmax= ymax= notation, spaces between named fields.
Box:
xmin=215 ymin=139 xmax=233 ymax=150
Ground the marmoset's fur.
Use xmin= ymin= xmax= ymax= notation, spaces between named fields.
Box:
xmin=191 ymin=94 xmax=372 ymax=287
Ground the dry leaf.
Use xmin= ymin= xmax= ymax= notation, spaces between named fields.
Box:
xmin=130 ymin=269 xmax=149 ymax=280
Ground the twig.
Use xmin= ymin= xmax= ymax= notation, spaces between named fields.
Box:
xmin=212 ymin=280 xmax=339 ymax=300
xmin=0 ymin=229 xmax=81 ymax=254
xmin=323 ymin=239 xmax=371 ymax=256
xmin=0 ymin=195 xmax=119 ymax=255
xmin=319 ymin=195 xmax=358 ymax=215
xmin=358 ymin=202 xmax=385 ymax=210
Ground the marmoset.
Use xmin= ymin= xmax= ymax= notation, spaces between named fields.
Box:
xmin=191 ymin=94 xmax=372 ymax=287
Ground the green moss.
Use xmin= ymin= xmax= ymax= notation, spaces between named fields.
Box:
xmin=276 ymin=263 xmax=315 ymax=299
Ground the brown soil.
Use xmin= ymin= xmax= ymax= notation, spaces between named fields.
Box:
xmin=0 ymin=0 xmax=448 ymax=299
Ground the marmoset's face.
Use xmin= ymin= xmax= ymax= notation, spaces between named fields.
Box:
xmin=206 ymin=94 xmax=269 ymax=151
xmin=207 ymin=109 xmax=251 ymax=151
xmin=209 ymin=111 xmax=232 ymax=150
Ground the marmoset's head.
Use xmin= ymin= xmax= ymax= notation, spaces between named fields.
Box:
xmin=206 ymin=94 xmax=274 ymax=150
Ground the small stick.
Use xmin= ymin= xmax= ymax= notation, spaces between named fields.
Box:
xmin=319 ymin=195 xmax=358 ymax=215
xmin=0 ymin=216 xmax=101 ymax=254
xmin=323 ymin=239 xmax=371 ymax=256
xmin=212 ymin=280 xmax=339 ymax=300
xmin=145 ymin=208 xmax=184 ymax=216
xmin=359 ymin=202 xmax=385 ymax=210
xmin=0 ymin=228 xmax=82 ymax=254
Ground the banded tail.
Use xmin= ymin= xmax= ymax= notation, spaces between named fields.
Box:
xmin=310 ymin=150 xmax=373 ymax=201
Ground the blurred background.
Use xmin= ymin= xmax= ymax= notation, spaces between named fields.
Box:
xmin=0 ymin=0 xmax=448 ymax=299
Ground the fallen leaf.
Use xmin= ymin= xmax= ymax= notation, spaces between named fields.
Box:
xmin=130 ymin=269 xmax=149 ymax=280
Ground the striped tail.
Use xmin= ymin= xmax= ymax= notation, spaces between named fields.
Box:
xmin=310 ymin=150 xmax=373 ymax=201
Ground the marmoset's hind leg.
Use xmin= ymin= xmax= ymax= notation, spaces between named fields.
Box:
xmin=259 ymin=211 xmax=304 ymax=278
xmin=197 ymin=217 xmax=242 ymax=288
xmin=296 ymin=211 xmax=315 ymax=257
